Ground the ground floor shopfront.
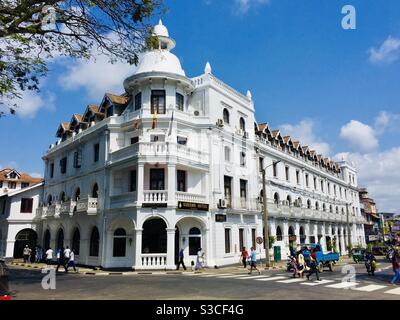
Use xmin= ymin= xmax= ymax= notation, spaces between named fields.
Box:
xmin=1 ymin=210 xmax=366 ymax=269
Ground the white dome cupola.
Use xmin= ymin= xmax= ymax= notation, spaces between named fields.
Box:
xmin=133 ymin=20 xmax=185 ymax=77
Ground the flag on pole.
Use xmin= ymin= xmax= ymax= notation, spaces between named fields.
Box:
xmin=168 ymin=111 xmax=174 ymax=136
xmin=152 ymin=110 xmax=157 ymax=129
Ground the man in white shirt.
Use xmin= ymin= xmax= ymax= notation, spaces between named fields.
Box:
xmin=45 ymin=248 xmax=53 ymax=267
xmin=64 ymin=246 xmax=71 ymax=260
xmin=66 ymin=250 xmax=77 ymax=272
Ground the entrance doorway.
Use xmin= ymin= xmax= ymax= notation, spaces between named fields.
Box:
xmin=142 ymin=218 xmax=167 ymax=253
xmin=14 ymin=229 xmax=37 ymax=258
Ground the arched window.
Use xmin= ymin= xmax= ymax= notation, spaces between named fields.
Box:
xmin=74 ymin=188 xmax=80 ymax=201
xmin=300 ymin=226 xmax=306 ymax=244
xmin=307 ymin=199 xmax=311 ymax=209
xmin=43 ymin=229 xmax=51 ymax=250
xmin=92 ymin=183 xmax=99 ymax=198
xmin=72 ymin=228 xmax=80 ymax=255
xmin=189 ymin=227 xmax=201 ymax=255
xmin=113 ymin=228 xmax=126 ymax=257
xmin=223 ymin=108 xmax=230 ymax=124
xmin=341 ymin=208 xmax=345 ymax=215
xmin=329 ymin=205 xmax=333 ymax=213
xmin=56 ymin=228 xmax=64 ymax=251
xmin=323 ymin=203 xmax=326 ymax=212
xmin=60 ymin=191 xmax=66 ymax=203
xmin=315 ymin=201 xmax=320 ymax=210
xmin=296 ymin=197 xmax=302 ymax=207
xmin=47 ymin=195 xmax=53 ymax=205
xmin=274 ymin=192 xmax=280 ymax=205
xmin=336 ymin=206 xmax=339 ymax=214
xmin=239 ymin=117 xmax=245 ymax=131
xmin=286 ymin=195 xmax=292 ymax=206
xmin=89 ymin=227 xmax=100 ymax=257
xmin=276 ymin=226 xmax=282 ymax=241
xmin=259 ymin=190 xmax=264 ymax=203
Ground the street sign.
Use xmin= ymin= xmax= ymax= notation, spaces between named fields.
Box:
xmin=256 ymin=237 xmax=263 ymax=245
xmin=368 ymin=235 xmax=379 ymax=241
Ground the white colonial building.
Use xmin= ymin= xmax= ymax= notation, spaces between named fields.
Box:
xmin=0 ymin=21 xmax=366 ymax=268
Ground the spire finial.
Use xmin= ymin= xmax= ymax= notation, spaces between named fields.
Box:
xmin=246 ymin=90 xmax=252 ymax=100
xmin=204 ymin=61 xmax=212 ymax=74
xmin=159 ymin=19 xmax=163 ymax=25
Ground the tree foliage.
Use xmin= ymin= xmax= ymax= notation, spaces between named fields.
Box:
xmin=0 ymin=0 xmax=164 ymax=116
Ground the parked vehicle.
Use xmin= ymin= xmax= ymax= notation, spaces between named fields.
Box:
xmin=351 ymin=248 xmax=366 ymax=263
xmin=301 ymin=244 xmax=340 ymax=272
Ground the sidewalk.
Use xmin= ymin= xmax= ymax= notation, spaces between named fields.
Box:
xmin=9 ymin=256 xmax=356 ymax=276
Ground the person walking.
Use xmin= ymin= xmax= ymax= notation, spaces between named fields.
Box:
xmin=290 ymin=255 xmax=299 ymax=278
xmin=35 ymin=245 xmax=43 ymax=263
xmin=306 ymin=249 xmax=321 ymax=281
xmin=176 ymin=248 xmax=187 ymax=271
xmin=56 ymin=247 xmax=68 ymax=273
xmin=248 ymin=247 xmax=261 ymax=275
xmin=64 ymin=246 xmax=71 ymax=261
xmin=195 ymin=248 xmax=204 ymax=270
xmin=240 ymin=247 xmax=249 ymax=269
xmin=23 ymin=245 xmax=31 ymax=263
xmin=390 ymin=251 xmax=400 ymax=285
xmin=66 ymin=250 xmax=77 ymax=273
xmin=45 ymin=247 xmax=54 ymax=267
xmin=297 ymin=250 xmax=306 ymax=278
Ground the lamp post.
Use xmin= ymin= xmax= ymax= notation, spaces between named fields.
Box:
xmin=261 ymin=160 xmax=281 ymax=269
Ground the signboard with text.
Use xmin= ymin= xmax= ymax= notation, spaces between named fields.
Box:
xmin=177 ymin=201 xmax=209 ymax=211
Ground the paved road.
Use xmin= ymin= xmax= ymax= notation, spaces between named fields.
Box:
xmin=6 ymin=258 xmax=400 ymax=300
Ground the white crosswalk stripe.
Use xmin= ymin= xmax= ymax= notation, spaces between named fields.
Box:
xmin=384 ymin=287 xmax=400 ymax=295
xmin=301 ymin=279 xmax=335 ymax=286
xmin=255 ymin=276 xmax=287 ymax=282
xmin=198 ymin=273 xmax=232 ymax=277
xmin=216 ymin=274 xmax=249 ymax=278
xmin=326 ymin=282 xmax=358 ymax=289
xmin=277 ymin=278 xmax=306 ymax=284
xmin=353 ymin=285 xmax=387 ymax=292
xmin=237 ymin=275 xmax=270 ymax=280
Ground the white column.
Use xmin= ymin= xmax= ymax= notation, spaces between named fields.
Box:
xmin=282 ymin=220 xmax=289 ymax=257
xmin=137 ymin=164 xmax=144 ymax=204
xmin=134 ymin=228 xmax=143 ymax=270
xmin=167 ymin=164 xmax=176 ymax=207
xmin=339 ymin=226 xmax=346 ymax=255
xmin=5 ymin=240 xmax=15 ymax=258
xmin=294 ymin=222 xmax=300 ymax=247
xmin=320 ymin=224 xmax=326 ymax=251
xmin=166 ymin=228 xmax=176 ymax=270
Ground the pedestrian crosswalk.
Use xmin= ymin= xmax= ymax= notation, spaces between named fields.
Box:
xmin=182 ymin=271 xmax=400 ymax=296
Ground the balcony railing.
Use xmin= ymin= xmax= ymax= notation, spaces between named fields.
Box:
xmin=60 ymin=200 xmax=76 ymax=216
xmin=140 ymin=254 xmax=167 ymax=269
xmin=76 ymin=197 xmax=98 ymax=215
xmin=143 ymin=190 xmax=168 ymax=203
xmin=47 ymin=203 xmax=61 ymax=217
xmin=176 ymin=191 xmax=207 ymax=203
xmin=109 ymin=142 xmax=209 ymax=165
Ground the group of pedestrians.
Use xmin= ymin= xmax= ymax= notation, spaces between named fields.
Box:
xmin=289 ymin=248 xmax=321 ymax=281
xmin=240 ymin=247 xmax=261 ymax=275
xmin=45 ymin=246 xmax=78 ymax=272
xmin=176 ymin=248 xmax=205 ymax=271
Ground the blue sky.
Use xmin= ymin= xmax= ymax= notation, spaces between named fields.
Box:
xmin=1 ymin=0 xmax=400 ymax=211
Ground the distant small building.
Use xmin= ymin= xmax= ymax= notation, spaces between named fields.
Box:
xmin=0 ymin=168 xmax=43 ymax=196
xmin=359 ymin=188 xmax=382 ymax=243
xmin=0 ymin=182 xmax=44 ymax=258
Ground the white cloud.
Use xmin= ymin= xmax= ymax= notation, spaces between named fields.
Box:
xmin=335 ymin=148 xmax=400 ymax=212
xmin=234 ymin=0 xmax=270 ymax=14
xmin=30 ymin=172 xmax=43 ymax=178
xmin=1 ymin=90 xmax=56 ymax=119
xmin=368 ymin=36 xmax=400 ymax=64
xmin=339 ymin=120 xmax=378 ymax=153
xmin=279 ymin=119 xmax=330 ymax=155
xmin=58 ymin=50 xmax=134 ymax=100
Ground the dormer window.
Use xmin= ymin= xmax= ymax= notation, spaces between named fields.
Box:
xmin=9 ymin=172 xmax=17 ymax=179
xmin=176 ymin=93 xmax=184 ymax=111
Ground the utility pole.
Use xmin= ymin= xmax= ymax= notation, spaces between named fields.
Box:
xmin=346 ymin=203 xmax=351 ymax=250
xmin=262 ymin=168 xmax=270 ymax=269
xmin=261 ymin=160 xmax=280 ymax=269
